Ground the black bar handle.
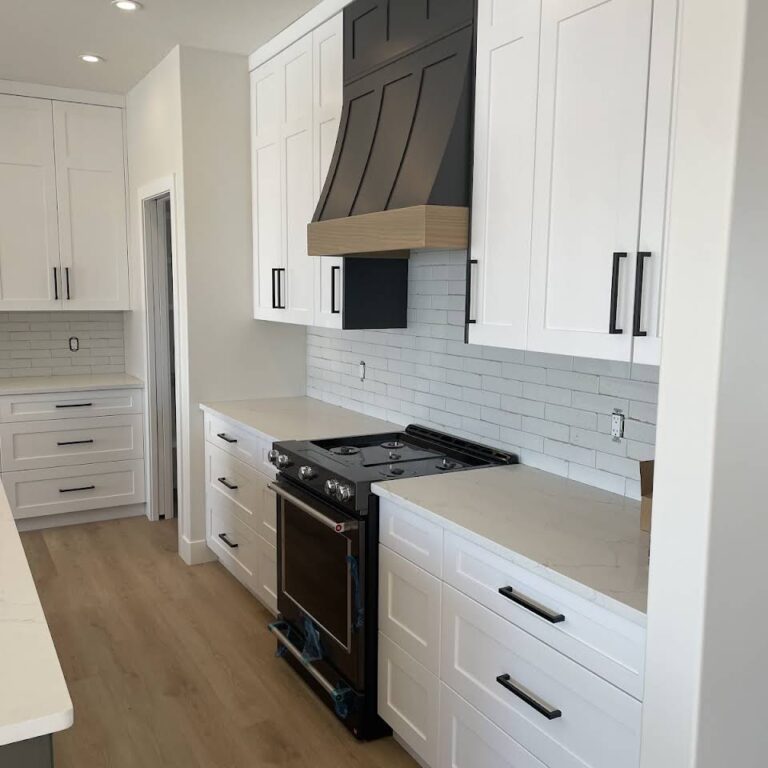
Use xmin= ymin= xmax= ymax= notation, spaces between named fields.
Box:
xmin=278 ymin=268 xmax=286 ymax=309
xmin=466 ymin=259 xmax=478 ymax=325
xmin=65 ymin=267 xmax=71 ymax=300
xmin=633 ymin=252 xmax=651 ymax=337
xmin=609 ymin=252 xmax=627 ymax=334
xmin=56 ymin=402 xmax=93 ymax=409
xmin=216 ymin=432 xmax=237 ymax=444
xmin=331 ymin=265 xmax=341 ymax=314
xmin=59 ymin=485 xmax=96 ymax=494
xmin=217 ymin=477 xmax=239 ymax=491
xmin=496 ymin=674 xmax=562 ymax=720
xmin=57 ymin=439 xmax=95 ymax=447
xmin=272 ymin=268 xmax=279 ymax=309
xmin=53 ymin=267 xmax=59 ymax=301
xmin=498 ymin=586 xmax=565 ymax=623
xmin=218 ymin=533 xmax=239 ymax=549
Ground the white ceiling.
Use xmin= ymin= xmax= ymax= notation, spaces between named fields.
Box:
xmin=0 ymin=0 xmax=321 ymax=94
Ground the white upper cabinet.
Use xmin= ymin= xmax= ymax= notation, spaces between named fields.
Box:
xmin=0 ymin=95 xmax=129 ymax=312
xmin=469 ymin=0 xmax=540 ymax=350
xmin=470 ymin=0 xmax=677 ymax=365
xmin=252 ymin=26 xmax=328 ymax=326
xmin=0 ymin=96 xmax=60 ymax=310
xmin=52 ymin=102 xmax=129 ymax=311
xmin=312 ymin=14 xmax=344 ymax=329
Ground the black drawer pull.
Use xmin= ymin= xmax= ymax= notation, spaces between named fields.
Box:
xmin=496 ymin=674 xmax=562 ymax=720
xmin=498 ymin=586 xmax=565 ymax=624
xmin=218 ymin=533 xmax=239 ymax=549
xmin=57 ymin=439 xmax=95 ymax=447
xmin=633 ymin=251 xmax=651 ymax=337
xmin=609 ymin=251 xmax=627 ymax=334
xmin=217 ymin=433 xmax=238 ymax=444
xmin=53 ymin=267 xmax=59 ymax=301
xmin=331 ymin=265 xmax=341 ymax=314
xmin=59 ymin=485 xmax=96 ymax=494
xmin=65 ymin=267 xmax=72 ymax=300
xmin=217 ymin=477 xmax=238 ymax=491
xmin=55 ymin=402 xmax=93 ymax=409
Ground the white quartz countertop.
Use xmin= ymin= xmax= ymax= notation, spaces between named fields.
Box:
xmin=0 ymin=486 xmax=73 ymax=746
xmin=0 ymin=373 xmax=144 ymax=396
xmin=200 ymin=397 xmax=402 ymax=443
xmin=374 ymin=464 xmax=650 ymax=622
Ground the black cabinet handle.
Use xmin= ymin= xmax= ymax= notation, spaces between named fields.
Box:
xmin=65 ymin=267 xmax=71 ymax=300
xmin=331 ymin=265 xmax=341 ymax=314
xmin=633 ymin=252 xmax=651 ymax=337
xmin=466 ymin=258 xmax=478 ymax=325
xmin=272 ymin=268 xmax=286 ymax=309
xmin=496 ymin=674 xmax=562 ymax=720
xmin=217 ymin=477 xmax=238 ymax=490
xmin=59 ymin=485 xmax=96 ymax=494
xmin=278 ymin=268 xmax=286 ymax=309
xmin=217 ymin=432 xmax=237 ymax=444
xmin=57 ymin=439 xmax=95 ymax=447
xmin=498 ymin=586 xmax=565 ymax=623
xmin=609 ymin=252 xmax=627 ymax=334
xmin=56 ymin=402 xmax=93 ymax=409
xmin=218 ymin=533 xmax=239 ymax=549
xmin=53 ymin=267 xmax=59 ymax=301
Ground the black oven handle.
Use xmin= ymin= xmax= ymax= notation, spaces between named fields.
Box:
xmin=269 ymin=483 xmax=359 ymax=533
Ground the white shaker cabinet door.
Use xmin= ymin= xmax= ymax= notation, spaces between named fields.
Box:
xmin=280 ymin=33 xmax=315 ymax=326
xmin=53 ymin=102 xmax=129 ymax=310
xmin=252 ymin=56 xmax=286 ymax=321
xmin=0 ymin=95 xmax=60 ymax=310
xmin=527 ymin=0 xmax=654 ymax=362
xmin=312 ymin=13 xmax=344 ymax=329
xmin=468 ymin=0 xmax=541 ymax=350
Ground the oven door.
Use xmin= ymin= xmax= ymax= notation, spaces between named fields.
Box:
xmin=272 ymin=479 xmax=365 ymax=689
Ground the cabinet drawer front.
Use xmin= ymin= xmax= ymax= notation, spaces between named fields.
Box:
xmin=444 ymin=533 xmax=645 ymax=699
xmin=0 ymin=389 xmax=143 ymax=422
xmin=0 ymin=414 xmax=144 ymax=471
xmin=3 ymin=459 xmax=146 ymax=519
xmin=207 ymin=491 xmax=259 ymax=586
xmin=440 ymin=684 xmax=546 ymax=768
xmin=255 ymin=534 xmax=278 ymax=614
xmin=441 ymin=586 xmax=641 ymax=768
xmin=206 ymin=444 xmax=276 ymax=545
xmin=204 ymin=413 xmax=273 ymax=472
xmin=379 ymin=545 xmax=441 ymax=674
xmin=378 ymin=633 xmax=439 ymax=768
xmin=379 ymin=499 xmax=443 ymax=577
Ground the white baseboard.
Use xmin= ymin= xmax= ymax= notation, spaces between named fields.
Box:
xmin=179 ymin=534 xmax=216 ymax=566
xmin=393 ymin=735 xmax=430 ymax=768
xmin=16 ymin=503 xmax=147 ymax=532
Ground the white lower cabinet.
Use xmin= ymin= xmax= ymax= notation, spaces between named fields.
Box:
xmin=440 ymin=684 xmax=546 ymax=768
xmin=203 ymin=412 xmax=278 ymax=614
xmin=376 ymin=498 xmax=645 ymax=768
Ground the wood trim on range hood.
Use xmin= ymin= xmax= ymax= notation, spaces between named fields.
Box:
xmin=307 ymin=205 xmax=469 ymax=257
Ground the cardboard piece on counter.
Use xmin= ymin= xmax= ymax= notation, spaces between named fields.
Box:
xmin=639 ymin=460 xmax=655 ymax=533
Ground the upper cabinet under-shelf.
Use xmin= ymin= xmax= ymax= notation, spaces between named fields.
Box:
xmin=468 ymin=0 xmax=678 ymax=366
xmin=0 ymin=95 xmax=129 ymax=312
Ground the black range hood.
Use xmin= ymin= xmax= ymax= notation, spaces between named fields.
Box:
xmin=308 ymin=0 xmax=475 ymax=258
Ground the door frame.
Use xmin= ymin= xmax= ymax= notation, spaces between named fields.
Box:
xmin=138 ymin=177 xmax=185 ymax=524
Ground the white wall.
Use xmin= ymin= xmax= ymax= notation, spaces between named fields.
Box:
xmin=125 ymin=46 xmax=306 ymax=563
xmin=641 ymin=0 xmax=768 ymax=764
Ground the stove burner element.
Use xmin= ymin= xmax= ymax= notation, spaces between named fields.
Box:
xmin=381 ymin=441 xmax=405 ymax=450
xmin=330 ymin=445 xmax=360 ymax=456
xmin=437 ymin=458 xmax=459 ymax=471
xmin=387 ymin=465 xmax=405 ymax=476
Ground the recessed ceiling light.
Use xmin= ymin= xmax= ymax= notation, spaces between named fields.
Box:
xmin=112 ymin=0 xmax=142 ymax=10
xmin=79 ymin=54 xmax=105 ymax=64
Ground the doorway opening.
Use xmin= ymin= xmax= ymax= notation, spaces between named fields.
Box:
xmin=143 ymin=190 xmax=179 ymax=521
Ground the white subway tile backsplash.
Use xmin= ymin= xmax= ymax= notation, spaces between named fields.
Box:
xmin=0 ymin=312 xmax=125 ymax=378
xmin=307 ymin=251 xmax=659 ymax=499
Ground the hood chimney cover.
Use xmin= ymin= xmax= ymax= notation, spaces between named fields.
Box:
xmin=308 ymin=0 xmax=474 ymax=257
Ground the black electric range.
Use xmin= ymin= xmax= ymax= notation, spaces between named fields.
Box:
xmin=266 ymin=425 xmax=517 ymax=740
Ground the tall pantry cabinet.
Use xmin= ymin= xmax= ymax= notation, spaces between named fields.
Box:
xmin=0 ymin=94 xmax=129 ymax=311
xmin=469 ymin=0 xmax=678 ymax=366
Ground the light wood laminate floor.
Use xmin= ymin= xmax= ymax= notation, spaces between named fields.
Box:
xmin=21 ymin=517 xmax=417 ymax=768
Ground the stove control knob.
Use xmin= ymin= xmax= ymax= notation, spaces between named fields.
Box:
xmin=276 ymin=454 xmax=291 ymax=469
xmin=325 ymin=479 xmax=339 ymax=496
xmin=267 ymin=449 xmax=279 ymax=465
xmin=337 ymin=484 xmax=354 ymax=502
xmin=299 ymin=465 xmax=317 ymax=480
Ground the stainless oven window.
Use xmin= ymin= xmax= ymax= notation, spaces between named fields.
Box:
xmin=280 ymin=496 xmax=353 ymax=651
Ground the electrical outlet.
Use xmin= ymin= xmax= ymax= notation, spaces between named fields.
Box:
xmin=68 ymin=336 xmax=79 ymax=352
xmin=611 ymin=409 xmax=625 ymax=441
xmin=359 ymin=361 xmax=366 ymax=382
